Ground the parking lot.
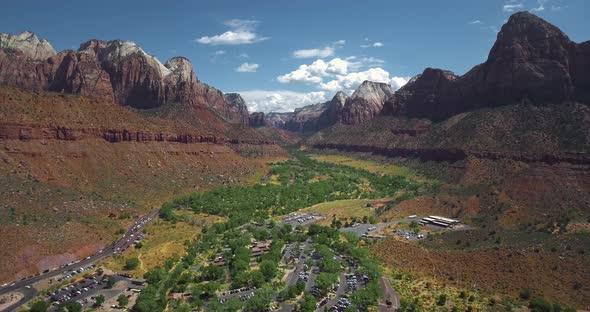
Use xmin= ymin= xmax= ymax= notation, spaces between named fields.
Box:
xmin=218 ymin=286 xmax=259 ymax=303
xmin=280 ymin=213 xmax=324 ymax=227
xmin=394 ymin=230 xmax=427 ymax=241
xmin=49 ymin=274 xmax=128 ymax=305
xmin=340 ymin=222 xmax=386 ymax=237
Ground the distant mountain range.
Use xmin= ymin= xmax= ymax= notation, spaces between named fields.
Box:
xmin=252 ymin=12 xmax=589 ymax=135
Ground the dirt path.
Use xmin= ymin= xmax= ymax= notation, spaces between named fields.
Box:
xmin=379 ymin=277 xmax=400 ymax=312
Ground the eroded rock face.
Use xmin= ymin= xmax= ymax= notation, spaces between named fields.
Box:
xmin=382 ymin=68 xmax=458 ymax=118
xmin=249 ymin=112 xmax=265 ymax=127
xmin=265 ymin=112 xmax=295 ymax=128
xmin=0 ymin=31 xmax=56 ymax=61
xmin=223 ymin=93 xmax=250 ymax=124
xmin=385 ymin=12 xmax=590 ymax=120
xmin=341 ymin=81 xmax=394 ymax=124
xmin=0 ymin=32 xmax=249 ymax=123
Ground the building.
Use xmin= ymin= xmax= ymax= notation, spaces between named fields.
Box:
xmin=419 ymin=215 xmax=459 ymax=228
xmin=250 ymin=240 xmax=272 ymax=257
xmin=210 ymin=255 xmax=226 ymax=266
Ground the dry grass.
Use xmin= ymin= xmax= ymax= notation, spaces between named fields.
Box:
xmin=298 ymin=199 xmax=377 ymax=225
xmin=374 ymin=237 xmax=590 ymax=309
xmin=308 ymin=154 xmax=432 ymax=183
xmin=100 ymin=212 xmax=223 ymax=277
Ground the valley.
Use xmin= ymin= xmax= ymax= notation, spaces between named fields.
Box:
xmin=0 ymin=4 xmax=589 ymax=312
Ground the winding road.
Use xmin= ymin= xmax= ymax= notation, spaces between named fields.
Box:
xmin=0 ymin=209 xmax=158 ymax=312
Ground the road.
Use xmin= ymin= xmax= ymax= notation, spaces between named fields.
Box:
xmin=0 ymin=209 xmax=158 ymax=312
xmin=378 ymin=277 xmax=400 ymax=312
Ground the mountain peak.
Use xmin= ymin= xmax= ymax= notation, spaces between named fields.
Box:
xmin=350 ymin=80 xmax=394 ymax=101
xmin=488 ymin=11 xmax=573 ymax=63
xmin=165 ymin=57 xmax=196 ymax=82
xmin=0 ymin=31 xmax=56 ymax=61
xmin=332 ymin=91 xmax=348 ymax=105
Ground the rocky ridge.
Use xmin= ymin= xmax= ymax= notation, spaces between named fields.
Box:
xmin=0 ymin=32 xmax=250 ymax=124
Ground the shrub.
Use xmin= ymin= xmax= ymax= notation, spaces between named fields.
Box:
xmin=437 ymin=294 xmax=447 ymax=306
xmin=125 ymin=257 xmax=140 ymax=270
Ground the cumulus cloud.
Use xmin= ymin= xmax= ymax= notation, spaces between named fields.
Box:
xmin=237 ymin=90 xmax=328 ymax=113
xmin=213 ymin=50 xmax=226 ymax=55
xmin=277 ymin=58 xmax=350 ymax=84
xmin=236 ymin=62 xmax=259 ymax=72
xmin=195 ymin=19 xmax=269 ymax=45
xmin=293 ymin=47 xmax=334 ymax=59
xmin=333 ymin=40 xmax=346 ymax=46
xmin=503 ymin=3 xmax=524 ymax=12
xmin=319 ymin=68 xmax=408 ymax=93
xmin=278 ymin=57 xmax=408 ymax=94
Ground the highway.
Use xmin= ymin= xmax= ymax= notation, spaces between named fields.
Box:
xmin=0 ymin=209 xmax=158 ymax=312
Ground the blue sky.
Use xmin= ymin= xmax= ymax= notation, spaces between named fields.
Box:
xmin=1 ymin=0 xmax=588 ymax=112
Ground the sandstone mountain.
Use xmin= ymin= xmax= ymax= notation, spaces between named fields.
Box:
xmin=0 ymin=32 xmax=250 ymax=125
xmin=341 ymin=81 xmax=394 ymax=124
xmin=383 ymin=12 xmax=590 ymax=120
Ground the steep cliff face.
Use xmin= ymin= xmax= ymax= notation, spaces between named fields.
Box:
xmin=0 ymin=32 xmax=249 ymax=124
xmin=385 ymin=12 xmax=590 ymax=120
xmin=249 ymin=112 xmax=266 ymax=127
xmin=223 ymin=93 xmax=250 ymax=124
xmin=382 ymin=68 xmax=458 ymax=117
xmin=341 ymin=81 xmax=394 ymax=124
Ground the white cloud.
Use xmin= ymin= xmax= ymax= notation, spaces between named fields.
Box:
xmin=195 ymin=19 xmax=269 ymax=45
xmin=236 ymin=62 xmax=259 ymax=72
xmin=319 ymin=68 xmax=408 ymax=93
xmin=237 ymin=90 xmax=328 ymax=113
xmin=239 ymin=53 xmax=249 ymax=58
xmin=293 ymin=47 xmax=334 ymax=59
xmin=277 ymin=58 xmax=350 ymax=84
xmin=531 ymin=0 xmax=546 ymax=12
xmin=469 ymin=20 xmax=482 ymax=24
xmin=277 ymin=56 xmax=408 ymax=94
xmin=361 ymin=41 xmax=384 ymax=48
xmin=333 ymin=40 xmax=346 ymax=46
xmin=503 ymin=3 xmax=524 ymax=12
xmin=213 ymin=50 xmax=226 ymax=55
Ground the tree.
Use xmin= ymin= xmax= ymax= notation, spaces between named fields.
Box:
xmin=316 ymin=272 xmax=338 ymax=294
xmin=94 ymin=294 xmax=105 ymax=307
xmin=104 ymin=275 xmax=115 ymax=289
xmin=260 ymin=260 xmax=278 ymax=280
xmin=299 ymin=293 xmax=317 ymax=312
xmin=244 ymin=287 xmax=274 ymax=312
xmin=125 ymin=257 xmax=140 ymax=270
xmin=64 ymin=301 xmax=82 ymax=312
xmin=29 ymin=301 xmax=48 ymax=312
xmin=117 ymin=294 xmax=129 ymax=307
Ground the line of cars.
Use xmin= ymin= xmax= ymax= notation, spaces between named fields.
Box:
xmin=57 ymin=264 xmax=96 ymax=282
xmin=218 ymin=286 xmax=258 ymax=303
